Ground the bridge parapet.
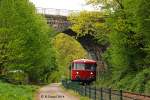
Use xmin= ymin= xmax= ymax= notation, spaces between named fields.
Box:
xmin=36 ymin=7 xmax=75 ymax=32
xmin=44 ymin=14 xmax=70 ymax=32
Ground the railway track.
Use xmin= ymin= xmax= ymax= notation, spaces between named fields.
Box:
xmin=123 ymin=92 xmax=150 ymax=100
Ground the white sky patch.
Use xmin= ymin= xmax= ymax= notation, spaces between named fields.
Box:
xmin=29 ymin=0 xmax=95 ymax=11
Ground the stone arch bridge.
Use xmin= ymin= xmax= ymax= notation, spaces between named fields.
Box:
xmin=36 ymin=7 xmax=106 ymax=76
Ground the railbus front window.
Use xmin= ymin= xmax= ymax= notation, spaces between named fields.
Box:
xmin=74 ymin=63 xmax=85 ymax=70
xmin=73 ymin=63 xmax=96 ymax=70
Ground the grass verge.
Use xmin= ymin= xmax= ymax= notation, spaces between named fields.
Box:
xmin=0 ymin=81 xmax=39 ymax=100
xmin=61 ymin=84 xmax=90 ymax=100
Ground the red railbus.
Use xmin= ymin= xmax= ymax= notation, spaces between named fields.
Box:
xmin=70 ymin=59 xmax=96 ymax=83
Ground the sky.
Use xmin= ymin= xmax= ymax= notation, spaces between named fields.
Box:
xmin=29 ymin=0 xmax=95 ymax=11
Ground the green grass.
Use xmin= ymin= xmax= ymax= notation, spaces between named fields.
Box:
xmin=0 ymin=81 xmax=39 ymax=100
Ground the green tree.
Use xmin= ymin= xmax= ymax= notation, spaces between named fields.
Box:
xmin=86 ymin=0 xmax=150 ymax=93
xmin=137 ymin=0 xmax=150 ymax=66
xmin=0 ymin=0 xmax=57 ymax=82
xmin=105 ymin=0 xmax=147 ymax=79
xmin=86 ymin=0 xmax=124 ymax=10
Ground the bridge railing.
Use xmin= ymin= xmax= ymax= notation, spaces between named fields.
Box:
xmin=36 ymin=7 xmax=80 ymax=16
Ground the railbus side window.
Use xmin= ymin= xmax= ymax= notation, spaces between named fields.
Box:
xmin=69 ymin=64 xmax=71 ymax=70
xmin=72 ymin=63 xmax=74 ymax=69
xmin=85 ymin=63 xmax=96 ymax=71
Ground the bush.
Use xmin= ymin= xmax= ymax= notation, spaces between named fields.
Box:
xmin=5 ymin=70 xmax=28 ymax=84
xmin=144 ymin=80 xmax=150 ymax=95
xmin=129 ymin=68 xmax=150 ymax=93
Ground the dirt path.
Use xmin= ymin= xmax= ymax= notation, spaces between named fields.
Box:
xmin=35 ymin=83 xmax=80 ymax=100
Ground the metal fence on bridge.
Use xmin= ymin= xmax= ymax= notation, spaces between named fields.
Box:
xmin=36 ymin=7 xmax=80 ymax=16
xmin=62 ymin=80 xmax=139 ymax=100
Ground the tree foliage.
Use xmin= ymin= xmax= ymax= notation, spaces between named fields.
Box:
xmin=68 ymin=11 xmax=109 ymax=46
xmin=137 ymin=0 xmax=150 ymax=66
xmin=86 ymin=0 xmax=124 ymax=10
xmin=0 ymin=0 xmax=58 ymax=82
xmin=86 ymin=0 xmax=150 ymax=93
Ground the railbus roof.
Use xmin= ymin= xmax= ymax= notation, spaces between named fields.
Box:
xmin=73 ymin=59 xmax=96 ymax=63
